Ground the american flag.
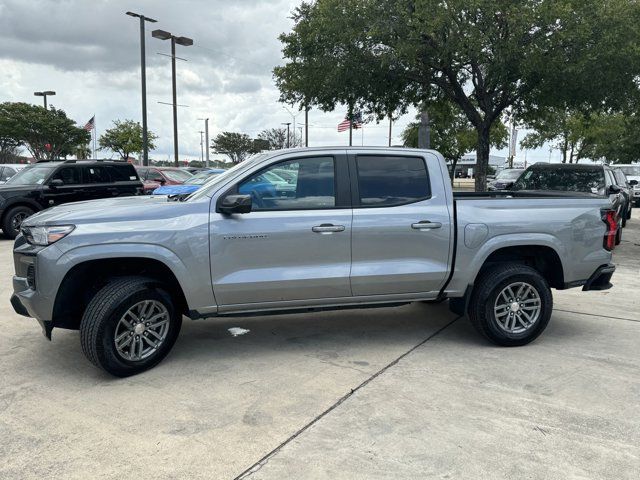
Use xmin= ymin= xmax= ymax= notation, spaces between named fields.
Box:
xmin=83 ymin=116 xmax=95 ymax=131
xmin=337 ymin=111 xmax=363 ymax=132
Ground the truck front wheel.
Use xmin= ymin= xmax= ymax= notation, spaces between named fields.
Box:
xmin=80 ymin=277 xmax=182 ymax=377
xmin=468 ymin=264 xmax=552 ymax=346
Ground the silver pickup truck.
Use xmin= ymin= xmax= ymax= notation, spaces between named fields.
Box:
xmin=11 ymin=147 xmax=617 ymax=376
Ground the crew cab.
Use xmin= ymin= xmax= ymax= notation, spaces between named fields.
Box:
xmin=11 ymin=148 xmax=617 ymax=377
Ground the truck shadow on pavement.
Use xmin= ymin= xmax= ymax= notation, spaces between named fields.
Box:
xmin=20 ymin=301 xmax=589 ymax=380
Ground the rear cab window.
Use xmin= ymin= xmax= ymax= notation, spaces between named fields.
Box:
xmin=355 ymin=155 xmax=431 ymax=207
xmin=513 ymin=167 xmax=605 ymax=194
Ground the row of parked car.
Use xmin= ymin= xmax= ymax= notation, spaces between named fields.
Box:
xmin=488 ymin=162 xmax=640 ymax=242
xmin=0 ymin=161 xmax=232 ymax=239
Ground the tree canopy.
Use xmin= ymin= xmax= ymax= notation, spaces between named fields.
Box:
xmin=99 ymin=119 xmax=157 ymax=160
xmin=0 ymin=102 xmax=90 ymax=161
xmin=275 ymin=0 xmax=640 ymax=190
xmin=257 ymin=127 xmax=303 ymax=150
xmin=211 ymin=132 xmax=264 ymax=164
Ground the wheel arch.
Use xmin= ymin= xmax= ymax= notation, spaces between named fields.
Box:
xmin=52 ymin=256 xmax=190 ymax=330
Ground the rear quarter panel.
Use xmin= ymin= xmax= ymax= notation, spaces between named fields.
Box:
xmin=447 ymin=197 xmax=613 ymax=296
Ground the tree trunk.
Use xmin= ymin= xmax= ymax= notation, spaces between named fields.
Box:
xmin=449 ymin=157 xmax=459 ymax=184
xmin=475 ymin=127 xmax=490 ymax=192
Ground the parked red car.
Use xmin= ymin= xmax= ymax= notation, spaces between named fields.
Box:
xmin=135 ymin=167 xmax=193 ymax=194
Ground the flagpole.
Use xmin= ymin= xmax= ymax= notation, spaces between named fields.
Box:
xmin=348 ymin=105 xmax=353 ymax=147
xmin=93 ymin=115 xmax=97 ymax=159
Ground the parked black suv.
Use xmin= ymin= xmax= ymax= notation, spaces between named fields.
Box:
xmin=511 ymin=162 xmax=626 ymax=243
xmin=0 ymin=160 xmax=143 ymax=239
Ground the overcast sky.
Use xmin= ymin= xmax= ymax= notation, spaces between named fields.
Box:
xmin=0 ymin=0 xmax=555 ymax=164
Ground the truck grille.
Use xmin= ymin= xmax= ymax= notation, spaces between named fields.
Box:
xmin=26 ymin=264 xmax=36 ymax=289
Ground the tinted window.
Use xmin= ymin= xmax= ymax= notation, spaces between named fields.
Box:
xmin=162 ymin=169 xmax=192 ymax=182
xmin=6 ymin=166 xmax=54 ymax=185
xmin=109 ymin=164 xmax=138 ymax=182
xmin=0 ymin=167 xmax=10 ymax=181
xmin=238 ymin=157 xmax=335 ymax=210
xmin=51 ymin=167 xmax=81 ymax=185
xmin=136 ymin=168 xmax=149 ymax=180
xmin=512 ymin=167 xmax=605 ymax=194
xmin=83 ymin=166 xmax=111 ymax=183
xmin=356 ymin=155 xmax=430 ymax=207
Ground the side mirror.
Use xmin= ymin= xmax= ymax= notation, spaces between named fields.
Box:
xmin=218 ymin=194 xmax=252 ymax=214
xmin=49 ymin=179 xmax=64 ymax=188
xmin=608 ymin=184 xmax=621 ymax=195
xmin=629 ymin=179 xmax=638 ymax=186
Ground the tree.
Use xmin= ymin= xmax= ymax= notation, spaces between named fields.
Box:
xmin=211 ymin=132 xmax=263 ymax=164
xmin=257 ymin=127 xmax=303 ymax=150
xmin=0 ymin=102 xmax=90 ymax=160
xmin=402 ymin=99 xmax=508 ymax=182
xmin=99 ymin=120 xmax=157 ymax=160
xmin=274 ymin=0 xmax=640 ymax=190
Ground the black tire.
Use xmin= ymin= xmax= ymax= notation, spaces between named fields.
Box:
xmin=2 ymin=205 xmax=35 ymax=239
xmin=80 ymin=276 xmax=182 ymax=377
xmin=468 ymin=263 xmax=552 ymax=347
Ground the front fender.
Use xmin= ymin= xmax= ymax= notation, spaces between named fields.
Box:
xmin=35 ymin=242 xmax=212 ymax=318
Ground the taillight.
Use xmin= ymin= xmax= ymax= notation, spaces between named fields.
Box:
xmin=601 ymin=209 xmax=617 ymax=251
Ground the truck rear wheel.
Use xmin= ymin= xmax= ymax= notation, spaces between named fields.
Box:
xmin=80 ymin=277 xmax=182 ymax=377
xmin=468 ymin=263 xmax=552 ymax=346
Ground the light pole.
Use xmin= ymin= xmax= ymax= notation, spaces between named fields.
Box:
xmin=34 ymin=91 xmax=55 ymax=109
xmin=126 ymin=12 xmax=157 ymax=167
xmin=198 ymin=117 xmax=210 ymax=168
xmin=199 ymin=130 xmax=204 ymax=163
xmin=283 ymin=106 xmax=302 ymax=146
xmin=152 ymin=29 xmax=193 ymax=167
xmin=282 ymin=122 xmax=291 ymax=148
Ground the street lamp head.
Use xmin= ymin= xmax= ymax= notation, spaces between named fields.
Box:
xmin=34 ymin=92 xmax=44 ymax=97
xmin=152 ymin=29 xmax=172 ymax=40
xmin=43 ymin=91 xmax=56 ymax=96
xmin=126 ymin=11 xmax=157 ymax=22
xmin=175 ymin=36 xmax=193 ymax=47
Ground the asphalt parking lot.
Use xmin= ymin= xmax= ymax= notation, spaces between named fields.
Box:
xmin=1 ymin=215 xmax=639 ymax=480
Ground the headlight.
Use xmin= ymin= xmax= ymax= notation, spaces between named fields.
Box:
xmin=22 ymin=225 xmax=75 ymax=246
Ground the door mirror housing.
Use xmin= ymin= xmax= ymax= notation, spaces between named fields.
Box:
xmin=629 ymin=179 xmax=638 ymax=186
xmin=607 ymin=184 xmax=621 ymax=195
xmin=218 ymin=194 xmax=252 ymax=214
xmin=49 ymin=179 xmax=64 ymax=188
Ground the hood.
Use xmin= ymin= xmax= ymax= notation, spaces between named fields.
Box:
xmin=22 ymin=195 xmax=198 ymax=227
xmin=152 ymin=184 xmax=200 ymax=195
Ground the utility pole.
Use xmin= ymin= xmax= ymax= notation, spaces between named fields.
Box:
xmin=282 ymin=122 xmax=291 ymax=148
xmin=199 ymin=130 xmax=204 ymax=163
xmin=304 ymin=107 xmax=309 ymax=147
xmin=152 ymin=29 xmax=193 ymax=167
xmin=126 ymin=12 xmax=157 ymax=166
xmin=388 ymin=114 xmax=392 ymax=147
xmin=348 ymin=105 xmax=353 ymax=147
xmin=418 ymin=111 xmax=430 ymax=149
xmin=201 ymin=118 xmax=210 ymax=168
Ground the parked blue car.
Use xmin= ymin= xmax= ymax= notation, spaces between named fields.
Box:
xmin=152 ymin=169 xmax=226 ymax=196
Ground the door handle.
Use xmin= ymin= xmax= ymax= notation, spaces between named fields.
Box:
xmin=312 ymin=224 xmax=345 ymax=233
xmin=411 ymin=220 xmax=442 ymax=230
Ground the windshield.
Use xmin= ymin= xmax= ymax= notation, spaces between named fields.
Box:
xmin=618 ymin=166 xmax=640 ymax=176
xmin=496 ymin=169 xmax=523 ymax=181
xmin=185 ymin=171 xmax=222 ymax=185
xmin=186 ymin=154 xmax=270 ymax=201
xmin=512 ymin=167 xmax=605 ymax=194
xmin=5 ymin=165 xmax=55 ymax=185
xmin=162 ymin=169 xmax=192 ymax=182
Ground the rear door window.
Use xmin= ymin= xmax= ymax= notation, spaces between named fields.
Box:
xmin=355 ymin=155 xmax=430 ymax=207
xmin=83 ymin=166 xmax=111 ymax=183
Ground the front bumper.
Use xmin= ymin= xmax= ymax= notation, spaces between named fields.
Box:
xmin=11 ymin=291 xmax=53 ymax=339
xmin=582 ymin=264 xmax=616 ymax=291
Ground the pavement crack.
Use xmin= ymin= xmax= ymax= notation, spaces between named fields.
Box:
xmin=555 ymin=308 xmax=640 ymax=324
xmin=232 ymin=316 xmax=460 ymax=480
